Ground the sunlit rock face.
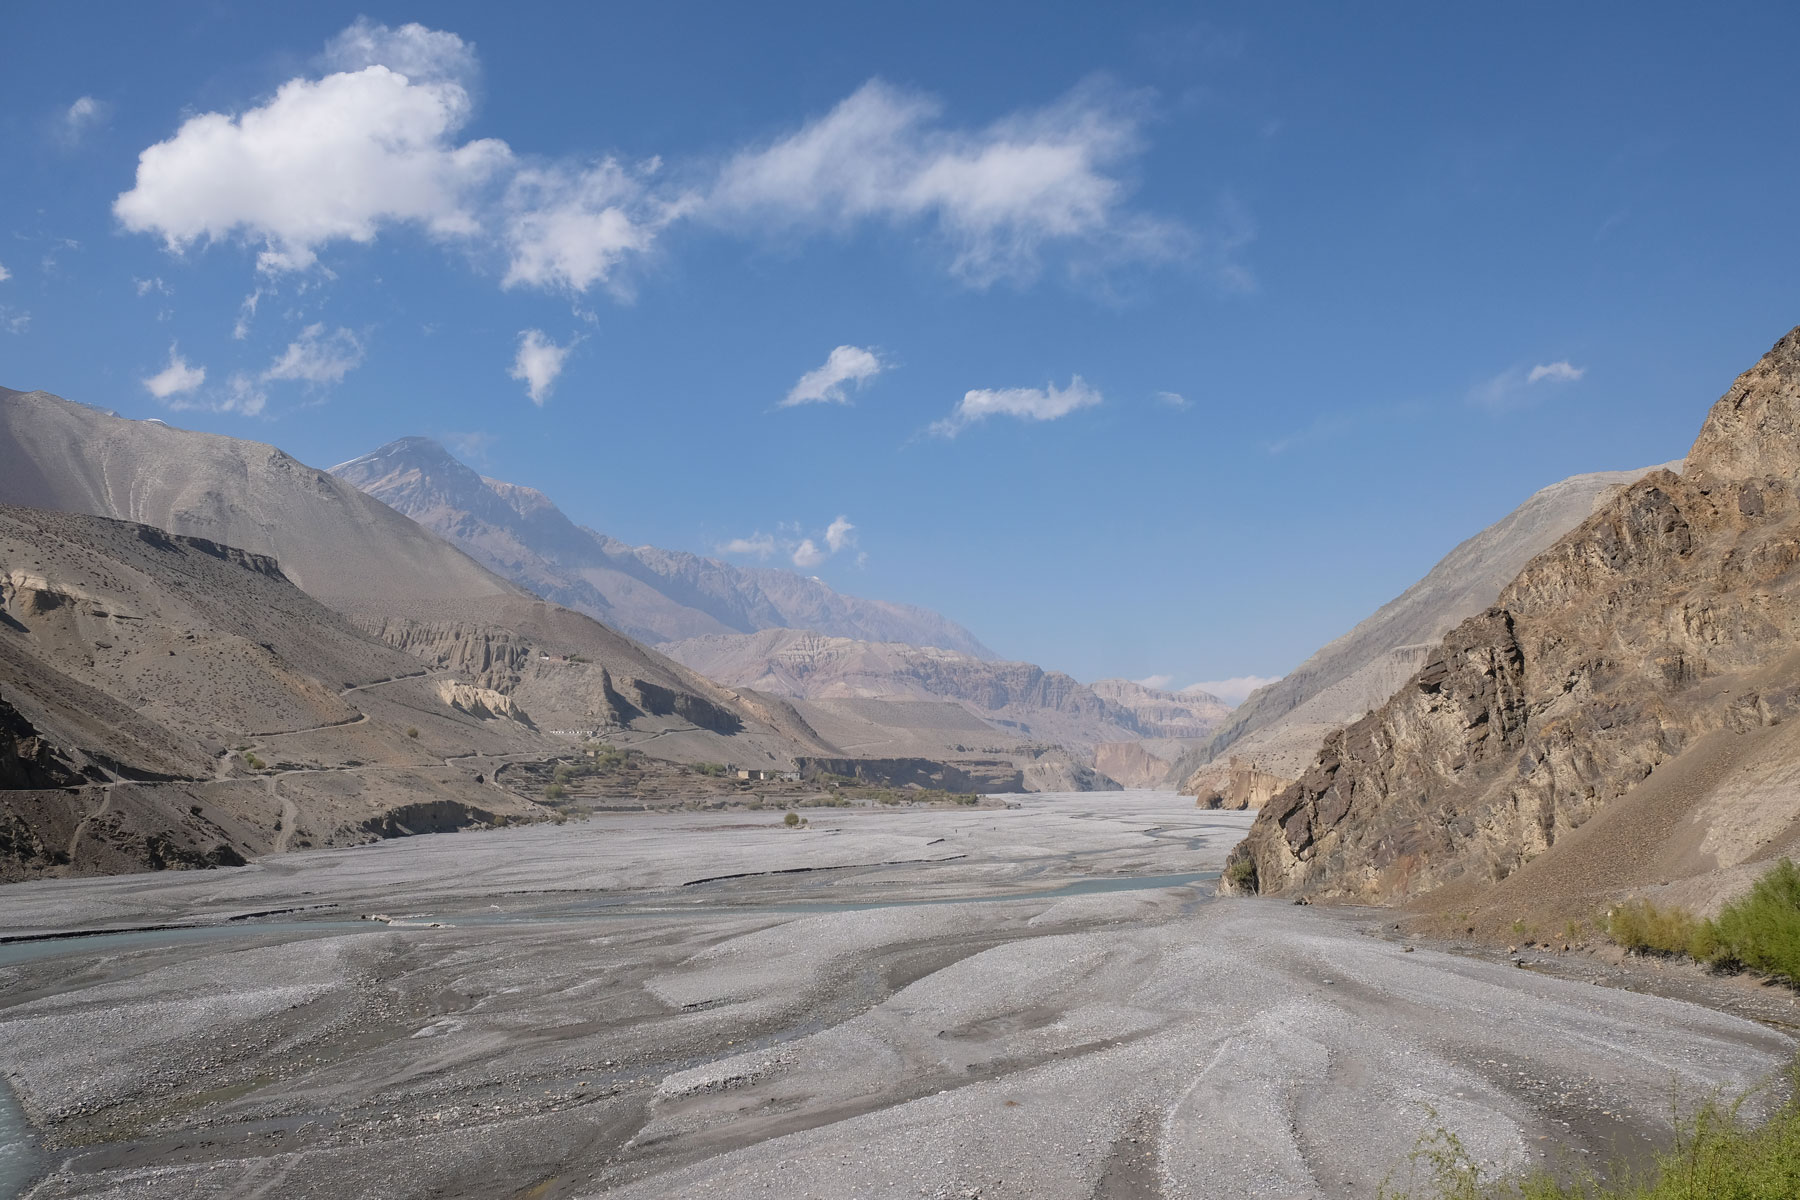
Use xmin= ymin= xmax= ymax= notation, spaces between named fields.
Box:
xmin=1232 ymin=327 xmax=1800 ymax=913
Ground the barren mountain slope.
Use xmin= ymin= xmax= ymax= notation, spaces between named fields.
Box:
xmin=1175 ymin=459 xmax=1679 ymax=798
xmin=0 ymin=388 xmax=514 ymax=611
xmin=1228 ymin=326 xmax=1800 ymax=928
xmin=0 ymin=505 xmax=554 ymax=879
xmin=332 ymin=437 xmax=995 ymax=655
xmin=0 ymin=388 xmax=828 ymax=767
xmin=662 ymin=628 xmax=1156 ymax=750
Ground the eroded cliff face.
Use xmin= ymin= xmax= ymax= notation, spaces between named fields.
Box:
xmin=1230 ymin=328 xmax=1800 ymax=905
xmin=1191 ymin=757 xmax=1295 ymax=812
xmin=366 ymin=616 xmax=744 ymax=734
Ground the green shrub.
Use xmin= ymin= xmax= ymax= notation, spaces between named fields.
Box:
xmin=1380 ymin=1056 xmax=1800 ymax=1199
xmin=406 ymin=727 xmax=419 ymax=739
xmin=1605 ymin=859 xmax=1800 ymax=983
xmin=1606 ymin=898 xmax=1716 ymax=961
xmin=1712 ymin=858 xmax=1800 ymax=984
xmin=783 ymin=811 xmax=800 ymax=828
xmin=1225 ymin=855 xmax=1257 ymax=890
xmin=544 ymin=782 xmax=567 ymax=801
xmin=694 ymin=762 xmax=728 ymax=777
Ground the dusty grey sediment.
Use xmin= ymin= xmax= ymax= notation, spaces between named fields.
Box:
xmin=0 ymin=792 xmax=1788 ymax=1199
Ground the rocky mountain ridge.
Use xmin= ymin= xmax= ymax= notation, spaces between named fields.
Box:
xmin=1228 ymin=327 xmax=1800 ymax=929
xmin=332 ymin=437 xmax=995 ymax=656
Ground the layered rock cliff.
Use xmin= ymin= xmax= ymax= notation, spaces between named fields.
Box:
xmin=1175 ymin=462 xmax=1675 ymax=794
xmin=1228 ymin=328 xmax=1800 ymax=911
xmin=1193 ymin=757 xmax=1292 ymax=812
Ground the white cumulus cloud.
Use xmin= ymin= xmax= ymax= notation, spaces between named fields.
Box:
xmin=825 ymin=515 xmax=857 ymax=553
xmin=710 ymin=80 xmax=1178 ymax=285
xmin=783 ymin=345 xmax=886 ymax=408
xmin=142 ymin=345 xmax=205 ymax=399
xmin=1134 ymin=674 xmax=1175 ymax=690
xmin=791 ymin=538 xmax=827 ymax=569
xmin=502 ymin=159 xmax=690 ymax=294
xmin=509 ymin=329 xmax=574 ymax=405
xmin=320 ymin=17 xmax=478 ymax=81
xmin=263 ymin=324 xmax=364 ymax=385
xmin=1185 ymin=676 xmax=1280 ymax=706
xmin=930 ymin=374 xmax=1102 ymax=437
xmin=113 ymin=22 xmax=510 ymax=274
xmin=1528 ymin=360 xmax=1585 ymax=384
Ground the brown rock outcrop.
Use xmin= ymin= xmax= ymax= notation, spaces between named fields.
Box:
xmin=1191 ymin=757 xmax=1293 ymax=811
xmin=1229 ymin=327 xmax=1800 ymax=911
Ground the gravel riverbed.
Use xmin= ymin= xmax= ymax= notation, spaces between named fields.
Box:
xmin=0 ymin=791 xmax=1791 ymax=1199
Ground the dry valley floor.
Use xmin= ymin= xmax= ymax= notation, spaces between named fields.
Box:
xmin=0 ymin=792 xmax=1792 ymax=1199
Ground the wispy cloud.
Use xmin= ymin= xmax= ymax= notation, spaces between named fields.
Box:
xmin=710 ymin=79 xmax=1181 ymax=286
xmin=509 ymin=329 xmax=575 ymax=405
xmin=442 ymin=431 xmax=496 ymax=464
xmin=1471 ymin=359 xmax=1587 ymax=412
xmin=717 ymin=533 xmax=776 ymax=558
xmin=57 ymin=95 xmax=110 ymax=146
xmin=142 ymin=344 xmax=205 ymax=399
xmin=501 ymin=159 xmax=690 ymax=295
xmin=718 ymin=515 xmax=860 ymax=569
xmin=1135 ymin=673 xmax=1174 ymax=690
xmin=263 ymin=324 xmax=364 ymax=385
xmin=1527 ymin=360 xmax=1584 ymax=384
xmin=1185 ymin=675 xmax=1279 ymax=705
xmin=783 ymin=345 xmax=886 ymax=407
xmin=930 ymin=375 xmax=1101 ymax=437
xmin=232 ymin=288 xmax=263 ymax=339
xmin=0 ymin=262 xmax=10 ymax=283
xmin=154 ymin=368 xmax=267 ymax=417
xmin=1153 ymin=390 xmax=1189 ymax=409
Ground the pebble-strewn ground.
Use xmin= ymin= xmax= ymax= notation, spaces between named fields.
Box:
xmin=0 ymin=792 xmax=1791 ymax=1199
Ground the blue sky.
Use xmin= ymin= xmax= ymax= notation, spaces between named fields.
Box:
xmin=4 ymin=2 xmax=1798 ymax=698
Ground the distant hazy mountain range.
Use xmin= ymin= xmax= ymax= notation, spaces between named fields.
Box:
xmin=660 ymin=629 xmax=1230 ymax=750
xmin=332 ymin=438 xmax=996 ymax=657
xmin=333 ymin=438 xmax=1231 ymax=766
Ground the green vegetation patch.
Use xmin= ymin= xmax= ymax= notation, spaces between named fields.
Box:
xmin=1713 ymin=859 xmax=1800 ymax=985
xmin=1380 ymin=1057 xmax=1800 ymax=1199
xmin=1225 ymin=854 xmax=1257 ymax=890
xmin=1604 ymin=858 xmax=1800 ymax=985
